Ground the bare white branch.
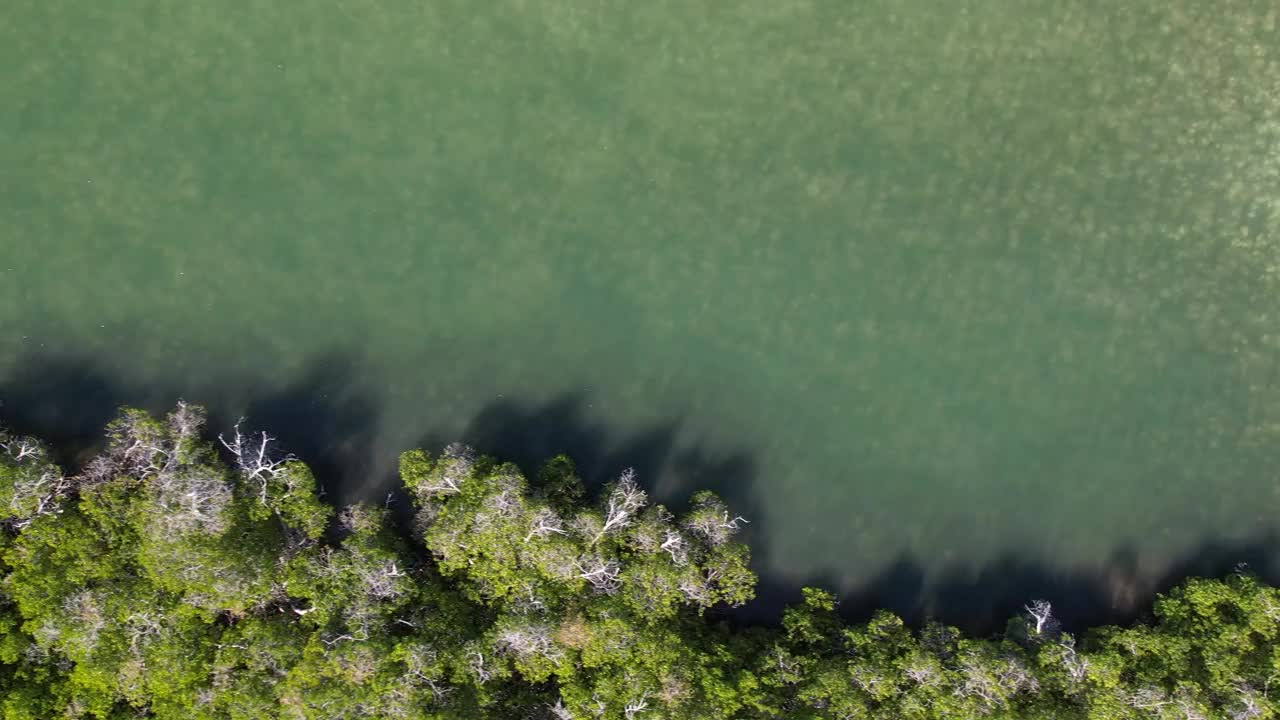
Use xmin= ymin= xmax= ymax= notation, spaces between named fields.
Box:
xmin=467 ymin=650 xmax=492 ymax=685
xmin=549 ymin=699 xmax=574 ymax=720
xmin=954 ymin=653 xmax=1039 ymax=710
xmin=1126 ymin=686 xmax=1170 ymax=710
xmin=149 ymin=467 xmax=232 ymax=536
xmin=125 ymin=612 xmax=163 ymax=654
xmin=660 ymin=530 xmax=689 ymax=566
xmin=220 ymin=421 xmax=294 ymax=504
xmin=683 ymin=493 xmax=748 ymax=547
xmin=0 ymin=436 xmax=43 ymax=463
xmin=414 ymin=443 xmax=476 ymax=497
xmin=1056 ymin=636 xmax=1089 ymax=683
xmin=358 ymin=559 xmax=407 ymax=601
xmin=575 ymin=554 xmax=623 ymax=594
xmin=494 ymin=622 xmax=562 ymax=662
xmin=1231 ymin=682 xmax=1266 ymax=720
xmin=624 ymin=694 xmax=650 ymax=720
xmin=590 ymin=469 xmax=646 ymax=546
xmin=524 ymin=507 xmax=568 ymax=542
xmin=678 ymin=575 xmax=712 ymax=606
xmin=1024 ymin=599 xmax=1057 ymax=639
xmin=167 ymin=401 xmax=205 ymax=442
xmin=2 ymin=431 xmax=71 ymax=527
xmin=105 ymin=411 xmax=173 ymax=479
xmin=903 ymin=657 xmax=942 ymax=688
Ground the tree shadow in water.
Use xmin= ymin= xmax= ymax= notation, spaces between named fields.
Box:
xmin=746 ymin=537 xmax=1280 ymax=636
xmin=0 ymin=349 xmax=385 ymax=506
xmin=437 ymin=394 xmax=757 ymax=504
xmin=0 ymin=352 xmax=155 ymax=466
xmin=2 ymin=350 xmax=1279 ymax=634
xmin=428 ymin=393 xmax=1280 ymax=634
xmin=234 ymin=352 xmax=383 ymax=507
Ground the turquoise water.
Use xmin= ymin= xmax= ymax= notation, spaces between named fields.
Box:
xmin=4 ymin=1 xmax=1280 ymax=622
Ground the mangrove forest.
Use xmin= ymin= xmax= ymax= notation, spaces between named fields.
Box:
xmin=1 ymin=404 xmax=1278 ymax=719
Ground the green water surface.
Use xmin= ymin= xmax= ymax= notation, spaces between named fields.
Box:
xmin=4 ymin=0 xmax=1280 ymax=613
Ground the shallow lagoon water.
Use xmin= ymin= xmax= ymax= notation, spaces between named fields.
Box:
xmin=3 ymin=1 xmax=1280 ymax=625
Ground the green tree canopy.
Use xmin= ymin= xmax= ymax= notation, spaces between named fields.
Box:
xmin=0 ymin=405 xmax=1277 ymax=719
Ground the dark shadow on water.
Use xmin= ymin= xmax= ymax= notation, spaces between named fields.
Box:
xmin=0 ymin=349 xmax=387 ymax=506
xmin=234 ymin=352 xmax=383 ymax=507
xmin=437 ymin=394 xmax=759 ymax=509
xmin=0 ymin=353 xmax=151 ymax=466
xmin=744 ymin=538 xmax=1280 ymax=636
xmin=2 ymin=348 xmax=1279 ymax=635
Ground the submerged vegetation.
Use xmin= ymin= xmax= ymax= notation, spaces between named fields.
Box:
xmin=1 ymin=404 xmax=1278 ymax=719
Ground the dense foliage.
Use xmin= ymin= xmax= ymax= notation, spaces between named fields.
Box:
xmin=1 ymin=405 xmax=1278 ymax=719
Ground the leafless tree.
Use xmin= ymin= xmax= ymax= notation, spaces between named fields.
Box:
xmin=1230 ymin=682 xmax=1266 ymax=720
xmin=525 ymin=507 xmax=568 ymax=542
xmin=416 ymin=443 xmax=476 ymax=497
xmin=125 ymin=612 xmax=164 ymax=654
xmin=376 ymin=682 xmax=420 ymax=720
xmin=400 ymin=644 xmax=452 ymax=701
xmin=0 ymin=434 xmax=43 ymax=463
xmin=571 ymin=513 xmax=604 ymax=541
xmin=1023 ymin=599 xmax=1058 ymax=639
xmin=358 ymin=558 xmax=407 ymax=601
xmin=628 ymin=524 xmax=661 ymax=554
xmin=312 ymin=538 xmax=409 ymax=603
xmin=590 ymin=469 xmax=646 ymax=546
xmin=467 ymin=649 xmax=492 ymax=684
xmin=220 ymin=421 xmax=295 ymax=505
xmin=549 ymin=699 xmax=574 ymax=720
xmin=166 ymin=401 xmax=205 ymax=443
xmin=955 ymin=658 xmax=1002 ymax=710
xmin=62 ymin=590 xmax=105 ymax=653
xmin=1055 ymin=635 xmax=1089 ymax=684
xmin=320 ymin=605 xmax=375 ymax=647
xmin=703 ymin=562 xmax=731 ymax=590
xmin=148 ymin=458 xmax=234 ymax=532
xmin=511 ymin=581 xmax=548 ymax=615
xmin=1 ymin=430 xmax=72 ymax=526
xmin=660 ymin=530 xmax=689 ymax=566
xmin=149 ymin=466 xmax=233 ymax=536
xmin=954 ymin=652 xmax=1038 ymax=711
xmin=588 ymin=694 xmax=609 ymax=718
xmin=484 ymin=479 xmax=526 ymax=521
xmin=79 ymin=454 xmax=118 ymax=486
xmin=337 ymin=505 xmax=380 ymax=535
xmin=1124 ymin=686 xmax=1170 ymax=711
xmin=575 ymin=554 xmax=623 ymax=594
xmin=103 ymin=409 xmax=175 ymax=479
xmin=678 ymin=574 xmax=713 ymax=606
xmin=904 ymin=659 xmax=942 ymax=689
xmin=769 ymin=648 xmax=803 ymax=685
xmin=997 ymin=655 xmax=1039 ymax=695
xmin=29 ymin=620 xmax=62 ymax=653
xmin=625 ymin=507 xmax=676 ymax=553
xmin=623 ymin=694 xmax=650 ymax=720
xmin=495 ymin=622 xmax=563 ymax=661
xmin=76 ymin=405 xmax=235 ymax=539
xmin=683 ymin=494 xmax=748 ymax=547
xmin=1174 ymin=696 xmax=1210 ymax=720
